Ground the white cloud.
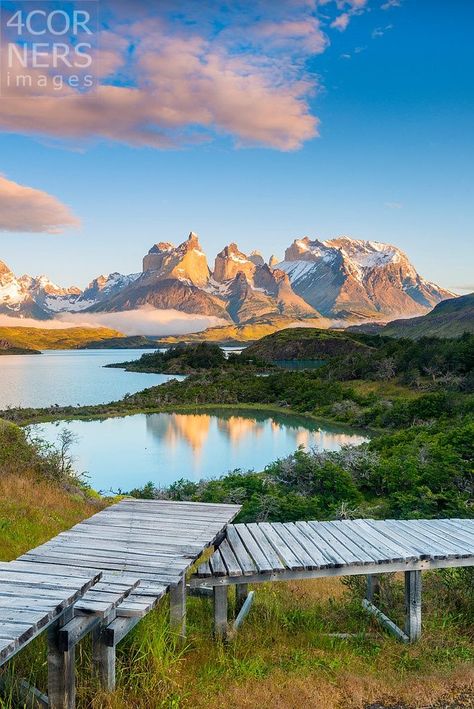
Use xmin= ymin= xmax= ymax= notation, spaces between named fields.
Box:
xmin=0 ymin=175 xmax=80 ymax=233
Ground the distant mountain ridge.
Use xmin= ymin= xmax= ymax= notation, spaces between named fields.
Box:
xmin=0 ymin=233 xmax=454 ymax=326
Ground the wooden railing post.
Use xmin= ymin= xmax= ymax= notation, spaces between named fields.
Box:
xmin=404 ymin=570 xmax=422 ymax=642
xmin=47 ymin=609 xmax=75 ymax=709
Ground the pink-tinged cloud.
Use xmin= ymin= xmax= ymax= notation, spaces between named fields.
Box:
xmin=0 ymin=1 xmax=375 ymax=151
xmin=331 ymin=13 xmax=351 ymax=31
xmin=0 ymin=175 xmax=80 ymax=233
xmin=0 ymin=23 xmax=319 ymax=151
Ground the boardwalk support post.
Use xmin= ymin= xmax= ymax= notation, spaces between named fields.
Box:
xmin=170 ymin=576 xmax=187 ymax=643
xmin=47 ymin=609 xmax=75 ymax=709
xmin=92 ymin=615 xmax=116 ymax=692
xmin=235 ymin=583 xmax=249 ymax=615
xmin=404 ymin=570 xmax=422 ymax=642
xmin=366 ymin=574 xmax=380 ymax=604
xmin=213 ymin=585 xmax=228 ymax=640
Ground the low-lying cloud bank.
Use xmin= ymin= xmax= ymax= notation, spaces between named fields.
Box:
xmin=0 ymin=308 xmax=228 ymax=336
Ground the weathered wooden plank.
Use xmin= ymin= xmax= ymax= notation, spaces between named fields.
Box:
xmin=427 ymin=520 xmax=474 ymax=549
xmin=225 ymin=526 xmax=258 ymax=575
xmin=394 ymin=520 xmax=470 ymax=558
xmin=367 ymin=521 xmax=430 ymax=559
xmin=47 ymin=609 xmax=75 ymax=709
xmin=169 ymin=577 xmax=186 ymax=642
xmin=217 ymin=539 xmax=242 ymax=576
xmin=213 ymin=586 xmax=228 ymax=640
xmin=270 ymin=523 xmax=318 ymax=569
xmin=235 ymin=584 xmax=249 ymax=615
xmin=304 ymin=522 xmax=353 ymax=566
xmin=246 ymin=524 xmax=285 ymax=571
xmin=196 ymin=561 xmax=212 ymax=578
xmin=232 ymin=591 xmax=254 ymax=633
xmin=384 ymin=521 xmax=455 ymax=559
xmin=21 ymin=551 xmax=185 ymax=573
xmin=0 ymin=561 xmax=98 ymax=577
xmin=289 ymin=523 xmax=333 ymax=568
xmin=258 ymin=523 xmax=305 ymax=570
xmin=323 ymin=522 xmax=385 ymax=564
xmin=209 ymin=550 xmax=227 ymax=577
xmin=233 ymin=524 xmax=275 ymax=573
xmin=345 ymin=520 xmax=408 ymax=562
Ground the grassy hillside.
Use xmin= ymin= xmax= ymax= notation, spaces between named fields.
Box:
xmin=160 ymin=315 xmax=329 ymax=345
xmin=0 ymin=420 xmax=104 ymax=560
xmin=0 ymin=326 xmax=124 ymax=350
xmin=244 ymin=327 xmax=372 ymax=362
xmin=382 ymin=293 xmax=474 ymax=338
xmin=84 ymin=335 xmax=157 ymax=349
xmin=348 ymin=294 xmax=474 ymax=339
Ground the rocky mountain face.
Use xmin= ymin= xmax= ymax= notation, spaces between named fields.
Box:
xmin=0 ymin=233 xmax=454 ymax=326
xmin=277 ymin=237 xmax=453 ymax=319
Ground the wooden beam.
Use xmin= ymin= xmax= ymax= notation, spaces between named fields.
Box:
xmin=232 ymin=591 xmax=254 ymax=633
xmin=190 ymin=555 xmax=474 ymax=588
xmin=404 ymin=570 xmax=422 ymax=642
xmin=362 ymin=599 xmax=409 ymax=643
xmin=58 ymin=616 xmax=99 ymax=653
xmin=213 ymin=586 xmax=228 ymax=641
xmin=169 ymin=577 xmax=186 ymax=643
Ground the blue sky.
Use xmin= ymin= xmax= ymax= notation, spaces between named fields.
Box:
xmin=0 ymin=0 xmax=472 ymax=292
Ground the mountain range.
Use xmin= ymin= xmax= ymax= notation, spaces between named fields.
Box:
xmin=0 ymin=233 xmax=454 ymax=327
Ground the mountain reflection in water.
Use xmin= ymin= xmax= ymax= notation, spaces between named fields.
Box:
xmin=32 ymin=410 xmax=369 ymax=493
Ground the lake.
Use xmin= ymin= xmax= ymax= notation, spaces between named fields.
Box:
xmin=0 ymin=350 xmax=181 ymax=408
xmin=31 ymin=411 xmax=369 ymax=493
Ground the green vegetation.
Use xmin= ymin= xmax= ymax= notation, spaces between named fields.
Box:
xmin=244 ymin=327 xmax=371 ymax=362
xmin=108 ymin=342 xmax=270 ymax=374
xmin=0 ymin=326 xmax=125 ymax=350
xmin=85 ymin=335 xmax=158 ymax=349
xmin=0 ymin=420 xmax=103 ymax=561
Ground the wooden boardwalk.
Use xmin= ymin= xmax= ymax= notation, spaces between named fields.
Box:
xmin=0 ymin=499 xmax=240 ymax=707
xmin=191 ymin=519 xmax=474 ymax=641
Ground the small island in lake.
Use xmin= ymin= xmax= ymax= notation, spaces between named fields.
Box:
xmin=107 ymin=341 xmax=263 ymax=374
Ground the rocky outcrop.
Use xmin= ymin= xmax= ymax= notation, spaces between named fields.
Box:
xmin=142 ymin=233 xmax=210 ymax=288
xmin=225 ymin=272 xmax=278 ymax=323
xmin=213 ymin=243 xmax=257 ymax=283
xmin=254 ymin=265 xmax=319 ymax=318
